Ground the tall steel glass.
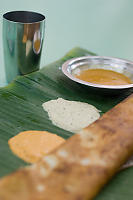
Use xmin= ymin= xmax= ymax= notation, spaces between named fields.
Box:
xmin=3 ymin=11 xmax=45 ymax=83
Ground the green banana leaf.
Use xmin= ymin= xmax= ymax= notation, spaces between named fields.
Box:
xmin=0 ymin=47 xmax=133 ymax=199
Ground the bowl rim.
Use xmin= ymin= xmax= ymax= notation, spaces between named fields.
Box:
xmin=62 ymin=56 xmax=133 ymax=90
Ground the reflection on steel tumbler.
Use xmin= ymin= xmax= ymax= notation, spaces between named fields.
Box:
xmin=3 ymin=11 xmax=45 ymax=83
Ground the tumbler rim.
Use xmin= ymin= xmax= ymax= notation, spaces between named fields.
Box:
xmin=3 ymin=11 xmax=45 ymax=24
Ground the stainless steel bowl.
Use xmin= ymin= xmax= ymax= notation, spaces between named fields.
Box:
xmin=62 ymin=56 xmax=133 ymax=94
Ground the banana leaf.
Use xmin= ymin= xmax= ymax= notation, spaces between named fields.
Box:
xmin=0 ymin=47 xmax=133 ymax=199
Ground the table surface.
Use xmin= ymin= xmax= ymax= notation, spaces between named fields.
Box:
xmin=0 ymin=0 xmax=133 ymax=86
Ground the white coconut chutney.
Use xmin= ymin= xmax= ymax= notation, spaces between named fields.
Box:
xmin=42 ymin=98 xmax=100 ymax=133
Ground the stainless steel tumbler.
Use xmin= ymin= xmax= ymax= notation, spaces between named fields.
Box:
xmin=3 ymin=11 xmax=45 ymax=83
